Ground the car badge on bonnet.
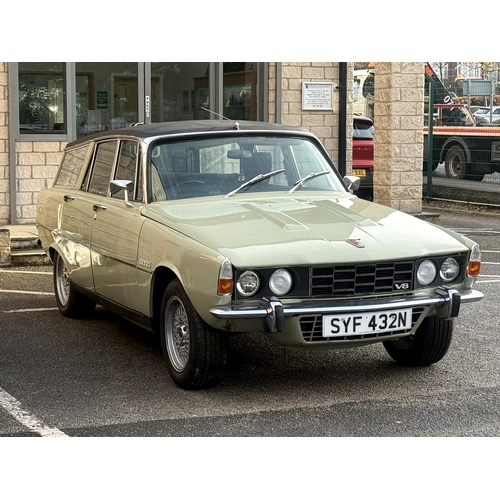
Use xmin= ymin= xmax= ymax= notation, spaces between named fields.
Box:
xmin=347 ymin=239 xmax=365 ymax=248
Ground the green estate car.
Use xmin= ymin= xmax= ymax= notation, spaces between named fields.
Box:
xmin=36 ymin=120 xmax=484 ymax=389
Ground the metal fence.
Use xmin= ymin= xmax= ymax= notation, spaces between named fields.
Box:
xmin=423 ymin=76 xmax=500 ymax=207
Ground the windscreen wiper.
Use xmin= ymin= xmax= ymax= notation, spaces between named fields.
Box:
xmin=225 ymin=169 xmax=285 ymax=198
xmin=287 ymin=170 xmax=330 ymax=194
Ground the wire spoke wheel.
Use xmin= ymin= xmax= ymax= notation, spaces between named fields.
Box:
xmin=165 ymin=296 xmax=190 ymax=372
xmin=55 ymin=255 xmax=71 ymax=306
xmin=52 ymin=252 xmax=95 ymax=317
xmin=160 ymin=279 xmax=228 ymax=389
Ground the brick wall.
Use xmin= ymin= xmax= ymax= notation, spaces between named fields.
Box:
xmin=0 ymin=63 xmax=8 ymax=224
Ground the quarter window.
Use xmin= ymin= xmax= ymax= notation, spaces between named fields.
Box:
xmin=55 ymin=145 xmax=89 ymax=187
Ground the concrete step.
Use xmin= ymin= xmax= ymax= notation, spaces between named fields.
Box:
xmin=0 ymin=225 xmax=50 ymax=267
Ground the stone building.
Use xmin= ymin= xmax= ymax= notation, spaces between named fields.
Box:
xmin=0 ymin=61 xmax=425 ymax=226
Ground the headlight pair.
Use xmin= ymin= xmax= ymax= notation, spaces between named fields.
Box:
xmin=417 ymin=257 xmax=460 ymax=286
xmin=237 ymin=269 xmax=293 ymax=297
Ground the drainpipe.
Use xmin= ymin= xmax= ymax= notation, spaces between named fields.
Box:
xmin=337 ymin=62 xmax=347 ymax=176
xmin=425 ymin=73 xmax=434 ymax=198
xmin=8 ymin=63 xmax=18 ymax=225
xmin=275 ymin=63 xmax=282 ymax=124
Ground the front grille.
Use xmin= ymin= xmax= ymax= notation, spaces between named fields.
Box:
xmin=311 ymin=261 xmax=414 ymax=297
xmin=300 ymin=306 xmax=426 ymax=343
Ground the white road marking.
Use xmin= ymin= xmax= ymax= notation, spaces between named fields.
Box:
xmin=0 ymin=289 xmax=53 ymax=295
xmin=0 ymin=270 xmax=52 ymax=275
xmin=1 ymin=308 xmax=58 ymax=314
xmin=0 ymin=386 xmax=68 ymax=437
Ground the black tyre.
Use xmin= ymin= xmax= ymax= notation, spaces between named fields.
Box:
xmin=53 ymin=252 xmax=96 ymax=318
xmin=160 ymin=279 xmax=228 ymax=389
xmin=444 ymin=145 xmax=468 ymax=179
xmin=383 ymin=316 xmax=453 ymax=366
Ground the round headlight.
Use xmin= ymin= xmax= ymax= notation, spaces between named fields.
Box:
xmin=236 ymin=271 xmax=260 ymax=297
xmin=417 ymin=259 xmax=437 ymax=286
xmin=269 ymin=269 xmax=293 ymax=296
xmin=440 ymin=258 xmax=459 ymax=282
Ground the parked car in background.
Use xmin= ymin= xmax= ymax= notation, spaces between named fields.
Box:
xmin=472 ymin=106 xmax=490 ymax=120
xmin=352 ymin=115 xmax=374 ymax=200
xmin=37 ymin=120 xmax=483 ymax=389
xmin=475 ymin=106 xmax=500 ymax=125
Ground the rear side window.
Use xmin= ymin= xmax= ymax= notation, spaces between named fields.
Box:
xmin=55 ymin=145 xmax=90 ymax=187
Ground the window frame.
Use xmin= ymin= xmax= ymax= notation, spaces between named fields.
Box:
xmin=9 ymin=62 xmax=270 ymax=143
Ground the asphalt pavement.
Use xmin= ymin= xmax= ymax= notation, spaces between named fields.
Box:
xmin=1 ymin=206 xmax=499 ymax=497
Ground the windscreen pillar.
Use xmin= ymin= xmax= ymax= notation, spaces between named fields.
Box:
xmin=373 ymin=62 xmax=425 ymax=213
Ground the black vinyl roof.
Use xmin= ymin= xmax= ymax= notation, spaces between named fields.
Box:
xmin=68 ymin=120 xmax=312 ymax=148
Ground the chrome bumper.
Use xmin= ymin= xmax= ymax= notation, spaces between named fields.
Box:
xmin=209 ymin=286 xmax=484 ymax=334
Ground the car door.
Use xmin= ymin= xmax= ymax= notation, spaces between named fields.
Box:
xmin=55 ymin=144 xmax=97 ymax=293
xmin=89 ymin=139 xmax=145 ymax=311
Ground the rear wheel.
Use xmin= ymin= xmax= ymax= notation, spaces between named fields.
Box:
xmin=444 ymin=145 xmax=468 ymax=179
xmin=383 ymin=316 xmax=453 ymax=366
xmin=53 ymin=252 xmax=95 ymax=317
xmin=160 ymin=279 xmax=227 ymax=389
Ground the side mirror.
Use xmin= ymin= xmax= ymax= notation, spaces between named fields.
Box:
xmin=110 ymin=180 xmax=134 ymax=206
xmin=343 ymin=175 xmax=360 ymax=192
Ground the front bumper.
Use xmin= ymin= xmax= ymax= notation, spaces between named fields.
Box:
xmin=209 ymin=286 xmax=484 ymax=334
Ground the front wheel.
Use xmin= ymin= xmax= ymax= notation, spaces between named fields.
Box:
xmin=160 ymin=280 xmax=228 ymax=389
xmin=53 ymin=252 xmax=96 ymax=318
xmin=383 ymin=316 xmax=453 ymax=366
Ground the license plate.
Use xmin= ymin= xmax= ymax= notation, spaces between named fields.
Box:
xmin=352 ymin=169 xmax=366 ymax=177
xmin=322 ymin=308 xmax=412 ymax=337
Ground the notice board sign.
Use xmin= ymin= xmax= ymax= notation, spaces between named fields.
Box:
xmin=302 ymin=82 xmax=333 ymax=110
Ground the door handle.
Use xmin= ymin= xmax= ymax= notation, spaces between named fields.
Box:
xmin=92 ymin=204 xmax=108 ymax=212
xmin=63 ymin=195 xmax=75 ymax=202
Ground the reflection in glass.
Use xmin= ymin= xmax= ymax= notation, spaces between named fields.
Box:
xmin=223 ymin=63 xmax=263 ymax=121
xmin=75 ymin=62 xmax=139 ymax=138
xmin=19 ymin=62 xmax=66 ymax=134
xmin=151 ymin=63 xmax=210 ymax=122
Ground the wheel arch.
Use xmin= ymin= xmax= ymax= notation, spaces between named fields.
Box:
xmin=150 ymin=265 xmax=179 ymax=335
xmin=440 ymin=137 xmax=471 ymax=164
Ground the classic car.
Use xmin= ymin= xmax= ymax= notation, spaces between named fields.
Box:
xmin=36 ymin=120 xmax=484 ymax=389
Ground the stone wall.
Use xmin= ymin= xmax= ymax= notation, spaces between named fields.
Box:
xmin=273 ymin=62 xmax=354 ymax=171
xmin=373 ymin=62 xmax=425 ymax=213
xmin=0 ymin=63 xmax=8 ymax=224
xmin=14 ymin=141 xmax=65 ymax=224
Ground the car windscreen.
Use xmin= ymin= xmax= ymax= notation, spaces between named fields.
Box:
xmin=353 ymin=119 xmax=374 ymax=140
xmin=147 ymin=134 xmax=345 ymax=201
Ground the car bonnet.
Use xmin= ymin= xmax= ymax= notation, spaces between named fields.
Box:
xmin=141 ymin=194 xmax=469 ymax=268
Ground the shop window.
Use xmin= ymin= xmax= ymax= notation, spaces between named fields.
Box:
xmin=151 ymin=63 xmax=210 ymax=121
xmin=76 ymin=63 xmax=139 ymax=138
xmin=223 ymin=63 xmax=263 ymax=121
xmin=18 ymin=62 xmax=66 ymax=134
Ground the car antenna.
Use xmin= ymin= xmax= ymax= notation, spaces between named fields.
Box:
xmin=201 ymin=107 xmax=240 ymax=130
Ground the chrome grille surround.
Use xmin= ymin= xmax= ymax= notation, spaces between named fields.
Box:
xmin=311 ymin=260 xmax=415 ymax=297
